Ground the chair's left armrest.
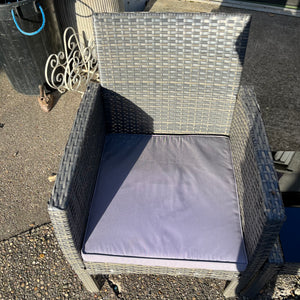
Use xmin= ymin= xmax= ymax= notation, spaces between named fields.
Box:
xmin=48 ymin=83 xmax=106 ymax=270
xmin=230 ymin=86 xmax=285 ymax=285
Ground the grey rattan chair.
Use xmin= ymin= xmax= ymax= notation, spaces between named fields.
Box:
xmin=48 ymin=13 xmax=285 ymax=298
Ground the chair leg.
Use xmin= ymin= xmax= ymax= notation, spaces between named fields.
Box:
xmin=76 ymin=268 xmax=100 ymax=293
xmin=223 ymin=279 xmax=239 ymax=299
xmin=240 ymin=264 xmax=278 ymax=299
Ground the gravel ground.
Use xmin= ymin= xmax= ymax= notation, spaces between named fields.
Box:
xmin=0 ymin=224 xmax=226 ymax=300
xmin=264 ymin=276 xmax=300 ymax=300
xmin=0 ymin=224 xmax=113 ymax=300
xmin=0 ymin=223 xmax=299 ymax=299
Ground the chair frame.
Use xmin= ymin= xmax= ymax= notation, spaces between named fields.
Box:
xmin=48 ymin=13 xmax=285 ymax=298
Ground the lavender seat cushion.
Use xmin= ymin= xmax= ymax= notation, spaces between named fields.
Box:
xmin=82 ymin=134 xmax=248 ymax=272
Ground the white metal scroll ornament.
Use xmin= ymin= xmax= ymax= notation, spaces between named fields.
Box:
xmin=45 ymin=27 xmax=99 ymax=94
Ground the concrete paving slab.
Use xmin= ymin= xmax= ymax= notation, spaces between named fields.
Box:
xmin=280 ymin=173 xmax=300 ymax=192
xmin=148 ymin=0 xmax=300 ymax=151
xmin=0 ymin=70 xmax=81 ymax=240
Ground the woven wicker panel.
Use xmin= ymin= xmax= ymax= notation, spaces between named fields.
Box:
xmin=268 ymin=238 xmax=284 ymax=265
xmin=230 ymin=86 xmax=285 ymax=261
xmin=85 ymin=261 xmax=239 ymax=280
xmin=54 ymin=0 xmax=123 ymax=46
xmin=240 ymin=240 xmax=284 ymax=298
xmin=230 ymin=88 xmax=265 ymax=261
xmin=94 ymin=13 xmax=251 ymax=135
xmin=229 ymin=86 xmax=285 ymax=292
xmin=49 ymin=83 xmax=105 ymax=264
xmin=280 ymin=263 xmax=300 ymax=275
xmin=48 ymin=83 xmax=106 ymax=292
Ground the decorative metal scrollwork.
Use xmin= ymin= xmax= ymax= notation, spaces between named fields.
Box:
xmin=45 ymin=27 xmax=99 ymax=93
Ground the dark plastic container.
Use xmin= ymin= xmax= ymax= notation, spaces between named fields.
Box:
xmin=0 ymin=0 xmax=62 ymax=95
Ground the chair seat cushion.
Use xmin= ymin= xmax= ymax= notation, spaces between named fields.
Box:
xmin=82 ymin=134 xmax=248 ymax=272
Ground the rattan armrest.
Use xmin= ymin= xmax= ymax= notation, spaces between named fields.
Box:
xmin=48 ymin=83 xmax=105 ymax=264
xmin=229 ymin=86 xmax=285 ymax=291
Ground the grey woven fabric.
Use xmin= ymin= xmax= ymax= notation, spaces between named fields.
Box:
xmin=94 ymin=13 xmax=251 ymax=135
xmin=228 ymin=86 xmax=285 ymax=295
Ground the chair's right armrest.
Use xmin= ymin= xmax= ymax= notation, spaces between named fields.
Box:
xmin=230 ymin=86 xmax=285 ymax=285
xmin=48 ymin=83 xmax=106 ymax=270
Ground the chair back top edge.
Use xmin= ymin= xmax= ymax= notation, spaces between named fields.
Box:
xmin=93 ymin=12 xmax=251 ymax=134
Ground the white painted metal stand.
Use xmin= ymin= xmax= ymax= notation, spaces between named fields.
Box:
xmin=45 ymin=27 xmax=99 ymax=94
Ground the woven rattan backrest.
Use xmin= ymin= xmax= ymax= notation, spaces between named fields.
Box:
xmin=94 ymin=13 xmax=251 ymax=134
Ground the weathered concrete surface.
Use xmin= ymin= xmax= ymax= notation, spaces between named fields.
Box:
xmin=0 ymin=71 xmax=81 ymax=240
xmin=148 ymin=0 xmax=300 ymax=151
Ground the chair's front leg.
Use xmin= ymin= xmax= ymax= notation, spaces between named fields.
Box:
xmin=76 ymin=269 xmax=100 ymax=293
xmin=223 ymin=278 xmax=240 ymax=299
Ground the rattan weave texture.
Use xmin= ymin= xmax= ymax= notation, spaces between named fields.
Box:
xmin=85 ymin=261 xmax=239 ymax=279
xmin=49 ymin=84 xmax=106 ymax=292
xmin=229 ymin=86 xmax=285 ymax=292
xmin=48 ymin=13 xmax=286 ymax=297
xmin=240 ymin=239 xmax=284 ymax=298
xmin=230 ymin=86 xmax=285 ymax=260
xmin=94 ymin=13 xmax=250 ymax=135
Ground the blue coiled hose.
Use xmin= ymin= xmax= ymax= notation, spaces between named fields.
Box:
xmin=11 ymin=1 xmax=45 ymax=36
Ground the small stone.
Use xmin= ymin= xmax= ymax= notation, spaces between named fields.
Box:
xmin=294 ymin=288 xmax=300 ymax=296
xmin=48 ymin=174 xmax=57 ymax=182
xmin=113 ymin=284 xmax=119 ymax=294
